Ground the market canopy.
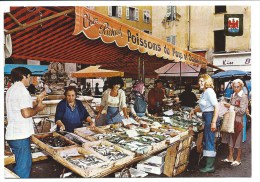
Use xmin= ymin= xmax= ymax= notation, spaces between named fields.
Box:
xmin=71 ymin=65 xmax=124 ymax=78
xmin=4 ymin=6 xmax=221 ymax=78
xmin=155 ymin=62 xmax=201 ymax=77
xmin=211 ymin=70 xmax=251 ymax=79
xmin=4 ymin=64 xmax=48 ymax=76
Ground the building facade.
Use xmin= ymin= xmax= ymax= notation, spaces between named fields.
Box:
xmin=91 ymin=6 xmax=152 ymax=34
xmin=152 ymin=5 xmax=251 ymax=72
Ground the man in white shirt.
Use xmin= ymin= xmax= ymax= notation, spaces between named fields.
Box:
xmin=5 ymin=67 xmax=46 ymax=178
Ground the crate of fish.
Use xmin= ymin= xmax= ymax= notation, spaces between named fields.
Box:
xmin=83 ymin=140 xmax=135 ymax=166
xmin=54 ymin=147 xmax=112 ymax=177
xmin=31 ymin=132 xmax=78 ymax=156
xmin=74 ymin=127 xmax=101 ymax=141
xmin=133 ymin=131 xmax=168 ymax=151
xmin=103 ymin=133 xmax=152 ymax=155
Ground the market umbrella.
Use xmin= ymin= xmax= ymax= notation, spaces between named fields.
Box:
xmin=71 ymin=65 xmax=124 ymax=78
xmin=154 ymin=62 xmax=201 ymax=77
xmin=211 ymin=70 xmax=250 ymax=79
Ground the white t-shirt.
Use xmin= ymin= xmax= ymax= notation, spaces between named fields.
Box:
xmin=5 ymin=82 xmax=35 ymax=140
xmin=199 ymin=88 xmax=218 ymax=112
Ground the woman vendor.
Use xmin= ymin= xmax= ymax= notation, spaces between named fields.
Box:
xmin=96 ymin=77 xmax=129 ymax=124
xmin=55 ymin=86 xmax=95 ymax=132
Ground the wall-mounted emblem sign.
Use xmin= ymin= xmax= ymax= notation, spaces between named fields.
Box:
xmin=224 ymin=14 xmax=243 ymax=36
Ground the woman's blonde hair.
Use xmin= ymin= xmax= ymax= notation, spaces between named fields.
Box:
xmin=199 ymin=74 xmax=214 ymax=89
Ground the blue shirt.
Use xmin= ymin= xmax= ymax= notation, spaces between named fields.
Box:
xmin=199 ymin=88 xmax=218 ymax=112
xmin=55 ymin=99 xmax=90 ymax=124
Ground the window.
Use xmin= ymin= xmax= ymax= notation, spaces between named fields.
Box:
xmin=214 ymin=30 xmax=226 ymax=52
xmin=126 ymin=7 xmax=139 ymax=21
xmin=166 ymin=35 xmax=176 ymax=45
xmin=143 ymin=10 xmax=150 ymax=23
xmin=166 ymin=6 xmax=176 ymax=21
xmin=143 ymin=30 xmax=151 ymax=34
xmin=108 ymin=6 xmax=122 ymax=18
xmin=215 ymin=6 xmax=226 ymax=14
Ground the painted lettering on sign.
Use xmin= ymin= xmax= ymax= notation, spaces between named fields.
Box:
xmin=245 ymin=58 xmax=251 ymax=64
xmin=223 ymin=60 xmax=234 ymax=65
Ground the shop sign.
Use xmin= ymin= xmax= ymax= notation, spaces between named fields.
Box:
xmin=73 ymin=7 xmax=208 ymax=68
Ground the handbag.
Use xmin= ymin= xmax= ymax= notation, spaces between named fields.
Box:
xmin=220 ymin=110 xmax=236 ymax=133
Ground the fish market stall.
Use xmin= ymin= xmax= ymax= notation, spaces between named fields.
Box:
xmin=26 ymin=109 xmax=202 ymax=177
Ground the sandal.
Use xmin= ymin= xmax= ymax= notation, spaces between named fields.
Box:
xmin=221 ymin=158 xmax=234 ymax=163
xmin=231 ymin=161 xmax=241 ymax=166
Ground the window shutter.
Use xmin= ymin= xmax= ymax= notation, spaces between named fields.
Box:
xmin=166 ymin=36 xmax=171 ymax=43
xmin=172 ymin=6 xmax=176 ymax=20
xmin=126 ymin=7 xmax=129 ymax=19
xmin=135 ymin=8 xmax=139 ymax=21
xmin=118 ymin=6 xmax=122 ymax=18
xmin=108 ymin=6 xmax=112 ymax=16
xmin=171 ymin=35 xmax=176 ymax=45
xmin=166 ymin=6 xmax=172 ymax=17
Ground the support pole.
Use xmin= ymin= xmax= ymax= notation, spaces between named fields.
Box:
xmin=142 ymin=59 xmax=145 ymax=82
xmin=138 ymin=57 xmax=141 ymax=80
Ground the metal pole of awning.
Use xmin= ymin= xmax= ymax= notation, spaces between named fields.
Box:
xmin=142 ymin=58 xmax=145 ymax=82
xmin=138 ymin=57 xmax=141 ymax=80
xmin=179 ymin=62 xmax=182 ymax=92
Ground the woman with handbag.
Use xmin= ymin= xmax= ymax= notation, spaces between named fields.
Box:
xmin=189 ymin=74 xmax=219 ymax=173
xmin=221 ymin=79 xmax=248 ymax=167
xmin=96 ymin=77 xmax=128 ymax=125
xmin=129 ymin=81 xmax=149 ymax=120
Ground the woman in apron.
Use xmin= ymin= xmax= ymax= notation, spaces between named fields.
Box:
xmin=55 ymin=86 xmax=95 ymax=132
xmin=96 ymin=77 xmax=128 ymax=125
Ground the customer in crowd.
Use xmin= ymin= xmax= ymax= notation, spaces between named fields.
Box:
xmin=27 ymin=83 xmax=37 ymax=95
xmin=103 ymin=80 xmax=109 ymax=92
xmin=55 ymin=86 xmax=95 ymax=132
xmin=189 ymin=74 xmax=219 ymax=173
xmin=129 ymin=81 xmax=149 ymax=120
xmin=96 ymin=76 xmax=128 ymax=125
xmin=221 ymin=79 xmax=248 ymax=167
xmin=95 ymin=83 xmax=102 ymax=95
xmin=5 ymin=67 xmax=46 ymax=178
xmin=148 ymin=79 xmax=165 ymax=116
xmin=85 ymin=82 xmax=92 ymax=96
xmin=179 ymin=84 xmax=198 ymax=108
xmin=44 ymin=82 xmax=52 ymax=94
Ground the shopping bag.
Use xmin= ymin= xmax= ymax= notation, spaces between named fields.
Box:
xmin=220 ymin=110 xmax=236 ymax=133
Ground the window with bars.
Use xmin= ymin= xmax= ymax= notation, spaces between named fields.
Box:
xmin=166 ymin=6 xmax=176 ymax=21
xmin=126 ymin=7 xmax=139 ymax=21
xmin=108 ymin=6 xmax=122 ymax=18
xmin=166 ymin=35 xmax=176 ymax=45
xmin=143 ymin=10 xmax=150 ymax=23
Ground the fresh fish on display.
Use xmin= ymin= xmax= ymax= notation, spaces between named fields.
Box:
xmin=39 ymin=136 xmax=73 ymax=147
xmin=91 ymin=144 xmax=128 ymax=161
xmin=66 ymin=154 xmax=105 ymax=169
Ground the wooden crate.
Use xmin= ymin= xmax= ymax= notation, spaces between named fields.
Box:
xmin=174 ymin=147 xmax=191 ymax=167
xmin=178 ymin=135 xmax=193 ymax=151
xmin=163 ymin=141 xmax=180 ymax=177
xmin=83 ymin=140 xmax=135 ymax=166
xmin=74 ymin=127 xmax=102 ymax=141
xmin=4 ymin=167 xmax=19 ymax=178
xmin=31 ymin=132 xmax=78 ymax=156
xmin=54 ymin=147 xmax=112 ymax=177
xmin=173 ymin=162 xmax=189 ymax=176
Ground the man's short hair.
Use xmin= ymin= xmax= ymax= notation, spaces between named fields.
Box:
xmin=11 ymin=67 xmax=32 ymax=82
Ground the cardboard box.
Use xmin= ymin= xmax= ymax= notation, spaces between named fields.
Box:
xmin=144 ymin=151 xmax=166 ymax=165
xmin=137 ymin=161 xmax=165 ymax=175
